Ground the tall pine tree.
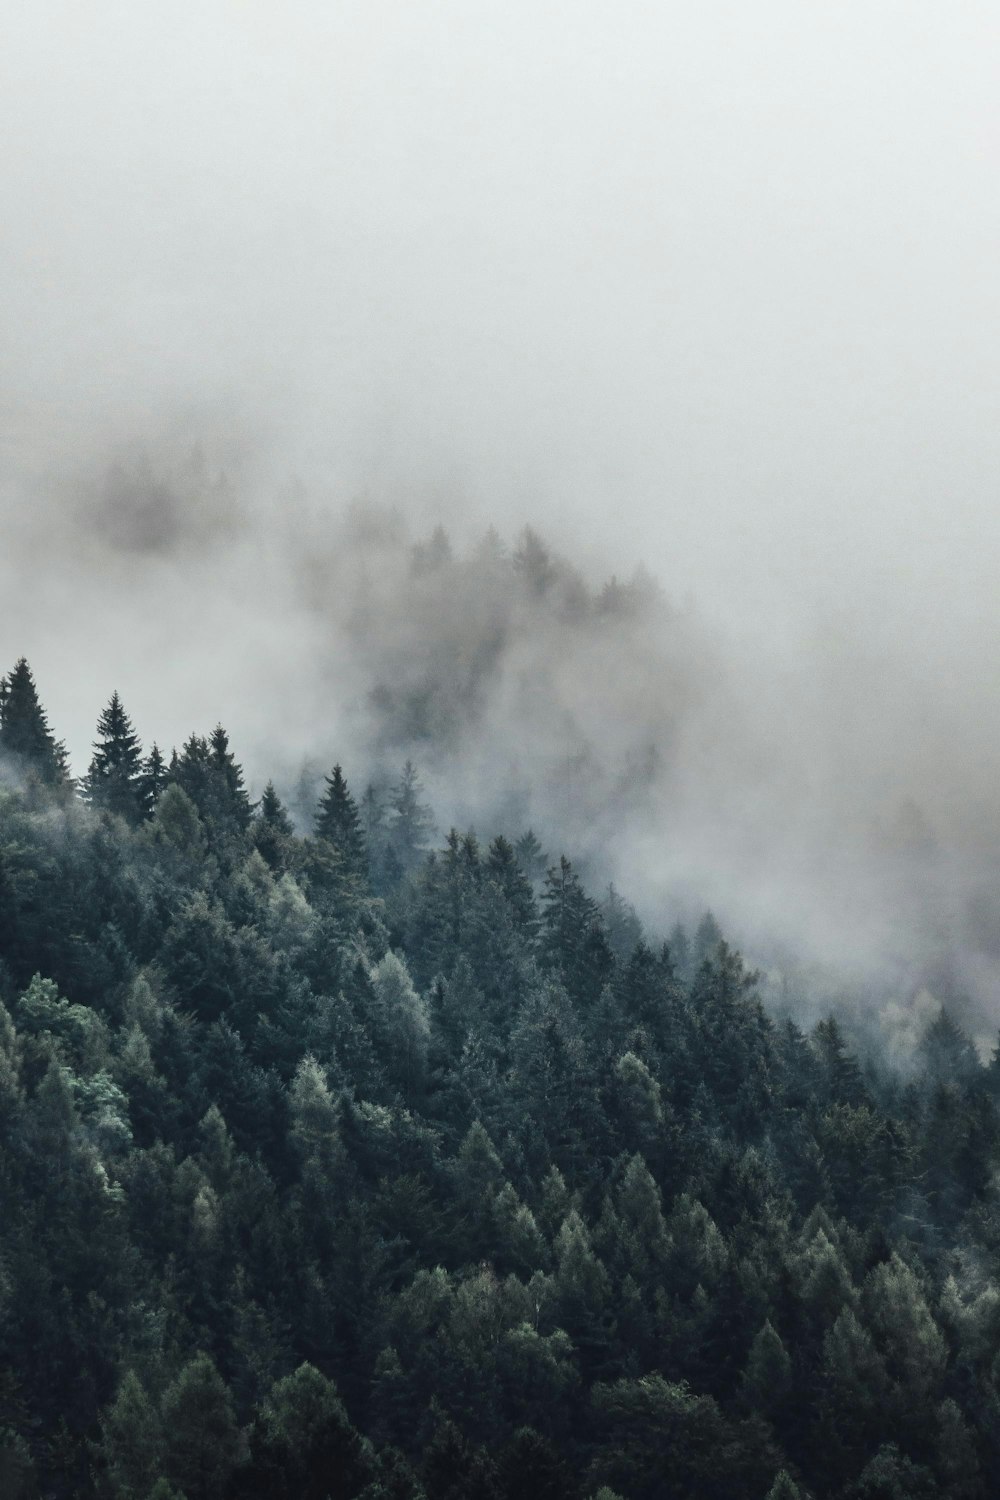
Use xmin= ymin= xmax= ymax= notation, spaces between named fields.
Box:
xmin=84 ymin=692 xmax=146 ymax=823
xmin=314 ymin=765 xmax=366 ymax=878
xmin=0 ymin=659 xmax=63 ymax=786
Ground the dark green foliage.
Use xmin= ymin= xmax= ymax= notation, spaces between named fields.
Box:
xmin=140 ymin=743 xmax=168 ymax=816
xmin=254 ymin=781 xmax=294 ymax=871
xmin=0 ymin=657 xmax=64 ymax=786
xmin=315 ymin=765 xmax=368 ymax=880
xmin=2 ymin=689 xmax=1000 ymax=1500
xmin=85 ymin=693 xmax=147 ymax=824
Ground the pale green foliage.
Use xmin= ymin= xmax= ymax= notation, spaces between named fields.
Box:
xmin=936 ymin=1396 xmax=980 ymax=1498
xmin=667 ymin=1194 xmax=728 ymax=1289
xmin=794 ymin=1227 xmax=857 ymax=1322
xmin=18 ymin=973 xmax=108 ymax=1070
xmin=765 ymin=1472 xmax=803 ymax=1500
xmin=616 ymin=1154 xmax=670 ymax=1270
xmin=259 ymin=1361 xmax=354 ymax=1458
xmin=149 ymin=783 xmax=204 ymax=854
xmin=266 ymin=872 xmax=316 ymax=954
xmin=122 ymin=973 xmax=165 ymax=1041
xmin=289 ymin=1055 xmax=340 ymax=1171
xmin=555 ymin=1210 xmax=611 ymax=1313
xmin=497 ymin=1322 xmax=579 ymax=1416
xmin=613 ymin=1050 xmax=663 ymax=1133
xmin=939 ymin=1273 xmax=1000 ymax=1366
xmin=447 ymin=1268 xmax=532 ymax=1362
xmin=370 ymin=951 xmax=429 ymax=1097
xmin=74 ymin=1068 xmax=133 ymax=1153
xmin=822 ymin=1306 xmax=889 ymax=1407
xmin=492 ymin=1181 xmax=547 ymax=1272
xmin=863 ymin=1253 xmax=947 ymax=1401
xmin=391 ymin=1267 xmax=454 ymax=1350
xmin=456 ymin=1119 xmax=504 ymax=1200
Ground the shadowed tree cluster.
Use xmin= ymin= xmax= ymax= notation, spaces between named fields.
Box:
xmin=0 ymin=658 xmax=999 ymax=1499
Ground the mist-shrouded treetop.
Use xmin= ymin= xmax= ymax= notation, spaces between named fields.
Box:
xmin=0 ymin=657 xmax=65 ymax=787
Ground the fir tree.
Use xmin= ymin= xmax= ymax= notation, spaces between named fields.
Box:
xmin=84 ymin=691 xmax=146 ymax=823
xmin=0 ymin=658 xmax=62 ymax=785
xmin=140 ymin=742 xmax=167 ymax=817
xmin=314 ymin=765 xmax=366 ymax=877
xmin=254 ymin=780 xmax=295 ymax=871
xmin=514 ymin=828 xmax=548 ymax=883
xmin=208 ymin=723 xmax=253 ymax=831
xmin=388 ymin=761 xmax=434 ymax=876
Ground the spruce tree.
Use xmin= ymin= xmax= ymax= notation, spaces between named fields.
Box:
xmin=254 ymin=780 xmax=294 ymax=870
xmin=84 ymin=691 xmax=145 ymax=823
xmin=314 ymin=765 xmax=366 ymax=877
xmin=208 ymin=724 xmax=253 ymax=831
xmin=388 ymin=761 xmax=434 ymax=876
xmin=140 ymin=742 xmax=167 ymax=817
xmin=0 ymin=658 xmax=62 ymax=785
xmin=514 ymin=828 xmax=548 ymax=883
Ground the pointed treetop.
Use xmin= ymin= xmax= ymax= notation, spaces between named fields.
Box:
xmin=85 ymin=691 xmax=145 ymax=823
xmin=0 ymin=658 xmax=63 ymax=784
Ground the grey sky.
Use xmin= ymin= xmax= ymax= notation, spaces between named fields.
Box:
xmin=4 ymin=2 xmax=997 ymax=610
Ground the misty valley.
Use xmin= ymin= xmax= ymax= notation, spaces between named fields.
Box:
xmin=1 ymin=635 xmax=999 ymax=1500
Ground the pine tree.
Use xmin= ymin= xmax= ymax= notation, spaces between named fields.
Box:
xmin=314 ymin=765 xmax=366 ymax=877
xmin=140 ymin=742 xmax=167 ymax=817
xmin=254 ymin=780 xmax=295 ymax=870
xmin=486 ymin=836 xmax=538 ymax=936
xmin=84 ymin=692 xmax=146 ymax=823
xmin=95 ymin=1370 xmax=164 ymax=1500
xmin=539 ymin=857 xmax=612 ymax=1006
xmin=208 ymin=724 xmax=253 ymax=831
xmin=0 ymin=659 xmax=62 ymax=785
xmin=514 ymin=829 xmax=548 ymax=883
xmin=600 ymin=884 xmax=643 ymax=960
xmin=160 ymin=1353 xmax=240 ymax=1500
xmin=388 ymin=762 xmax=434 ymax=876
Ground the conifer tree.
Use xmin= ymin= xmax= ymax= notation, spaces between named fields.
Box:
xmin=259 ymin=780 xmax=293 ymax=834
xmin=84 ymin=692 xmax=146 ymax=823
xmin=514 ymin=828 xmax=548 ymax=883
xmin=539 ymin=857 xmax=613 ymax=1005
xmin=254 ymin=780 xmax=295 ymax=870
xmin=486 ymin=835 xmax=538 ymax=936
xmin=159 ymin=1353 xmax=240 ymax=1500
xmin=208 ymin=723 xmax=253 ymax=831
xmin=0 ymin=658 xmax=62 ymax=785
xmin=314 ymin=764 xmax=366 ymax=876
xmin=140 ymin=742 xmax=167 ymax=817
xmin=361 ymin=782 xmax=385 ymax=846
xmin=600 ymin=884 xmax=643 ymax=960
xmin=388 ymin=761 xmax=434 ymax=876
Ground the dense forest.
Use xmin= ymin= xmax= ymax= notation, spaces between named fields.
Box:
xmin=3 ymin=654 xmax=1000 ymax=1500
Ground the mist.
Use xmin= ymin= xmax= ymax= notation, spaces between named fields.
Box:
xmin=3 ymin=3 xmax=1000 ymax=1039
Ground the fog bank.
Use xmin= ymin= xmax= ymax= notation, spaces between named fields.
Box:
xmin=2 ymin=2 xmax=999 ymax=1035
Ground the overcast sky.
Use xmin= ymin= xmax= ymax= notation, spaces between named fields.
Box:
xmin=4 ymin=2 xmax=997 ymax=596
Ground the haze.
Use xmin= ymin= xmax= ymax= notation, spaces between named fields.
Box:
xmin=2 ymin=2 xmax=999 ymax=1034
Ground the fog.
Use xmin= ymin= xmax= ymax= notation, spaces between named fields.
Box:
xmin=2 ymin=3 xmax=999 ymax=1038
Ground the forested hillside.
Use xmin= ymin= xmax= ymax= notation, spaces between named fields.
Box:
xmin=2 ymin=656 xmax=1000 ymax=1500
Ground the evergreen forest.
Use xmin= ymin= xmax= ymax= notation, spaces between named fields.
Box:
xmin=3 ymin=654 xmax=1000 ymax=1500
